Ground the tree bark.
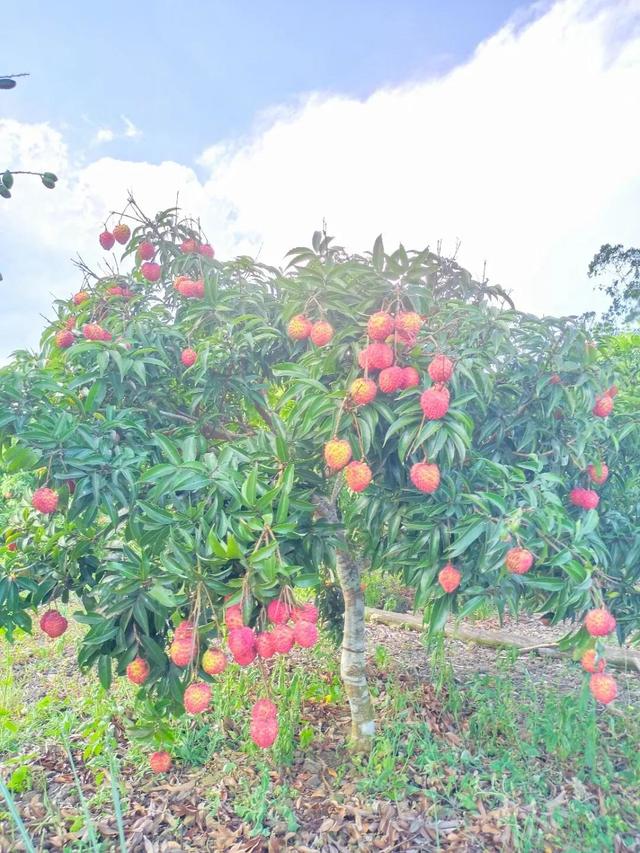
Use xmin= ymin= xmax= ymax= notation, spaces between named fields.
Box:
xmin=313 ymin=496 xmax=375 ymax=750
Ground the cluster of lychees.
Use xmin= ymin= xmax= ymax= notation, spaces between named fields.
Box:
xmin=580 ymin=608 xmax=618 ymax=704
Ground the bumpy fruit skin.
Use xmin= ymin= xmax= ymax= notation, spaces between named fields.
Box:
xmin=65 ymin=316 xmax=76 ymax=330
xmin=83 ymin=323 xmax=111 ymax=342
xmin=55 ymin=330 xmax=74 ymax=349
xmin=252 ymin=698 xmax=277 ymax=720
xmin=174 ymin=276 xmax=204 ymax=298
xmin=505 ymin=547 xmax=534 ymax=575
xmin=569 ymin=487 xmax=599 ymax=510
xmin=345 ymin=460 xmax=372 ymax=493
xmin=106 ymin=286 xmax=125 ymax=297
xmin=233 ymin=646 xmax=257 ymax=666
xmin=420 ymin=385 xmax=450 ymax=419
xmin=112 ymin=223 xmax=131 ymax=245
xmin=428 ymin=354 xmax=453 ymax=383
xmin=581 ymin=649 xmax=605 ymax=674
xmin=585 ymin=608 xmax=616 ymax=637
xmin=99 ymin=230 xmax=115 ymax=250
xmin=287 ymin=314 xmax=313 ymax=341
xmin=126 ymin=657 xmax=150 ymax=685
xmin=181 ymin=348 xmax=197 ymax=367
xmin=367 ymin=311 xmax=394 ymax=341
xmin=291 ymin=603 xmax=319 ymax=624
xmin=224 ymin=604 xmax=244 ymax=630
xmin=550 ymin=373 xmax=562 ymax=384
xmin=350 ymin=377 xmax=377 ymax=405
xmin=200 ymin=243 xmax=215 ymax=258
xmin=294 ymin=620 xmax=318 ymax=648
xmin=401 ymin=366 xmax=420 ymax=389
xmin=358 ymin=342 xmax=394 ymax=371
xmin=409 ymin=462 xmax=440 ymax=494
xmin=324 ymin=438 xmax=352 ymax=471
xmin=256 ymin=632 xmax=276 ymax=659
xmin=170 ymin=638 xmax=195 ymax=667
xmin=32 ymin=487 xmax=59 ymax=514
xmin=378 ymin=365 xmax=405 ymax=394
xmin=310 ymin=320 xmax=334 ymax=346
xmin=267 ymin=599 xmax=292 ymax=625
xmin=184 ymin=681 xmax=212 ymax=714
xmin=272 ymin=624 xmax=295 ymax=654
xmin=149 ymin=751 xmax=172 ymax=773
xmin=202 ymin=648 xmax=227 ymax=675
xmin=7 ymin=542 xmax=17 ymax=552
xmin=73 ymin=291 xmax=89 ymax=305
xmin=141 ymin=261 xmax=161 ymax=282
xmin=438 ymin=563 xmax=461 ymax=593
xmin=137 ymin=241 xmax=156 ymax=260
xmin=395 ymin=311 xmax=423 ymax=337
xmin=587 ymin=462 xmax=609 ymax=485
xmin=251 ymin=716 xmax=278 ymax=748
xmin=40 ymin=610 xmax=68 ymax=637
xmin=589 ymin=673 xmax=617 ymax=704
xmin=228 ymin=627 xmax=256 ymax=658
xmin=174 ymin=620 xmax=195 ymax=640
xmin=180 ymin=239 xmax=199 ymax=253
xmin=592 ymin=395 xmax=613 ymax=417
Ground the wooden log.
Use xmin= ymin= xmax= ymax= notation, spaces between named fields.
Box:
xmin=365 ymin=606 xmax=640 ymax=673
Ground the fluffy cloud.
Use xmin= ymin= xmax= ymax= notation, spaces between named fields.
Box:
xmin=1 ymin=0 xmax=639 ymax=359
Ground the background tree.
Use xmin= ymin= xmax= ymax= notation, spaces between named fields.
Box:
xmin=589 ymin=243 xmax=640 ymax=327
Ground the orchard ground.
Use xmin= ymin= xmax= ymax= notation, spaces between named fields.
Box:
xmin=1 ymin=586 xmax=639 ymax=852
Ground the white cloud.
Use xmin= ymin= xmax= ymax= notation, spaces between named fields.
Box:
xmin=1 ymin=0 xmax=639 ymax=359
xmin=91 ymin=115 xmax=142 ymax=146
xmin=122 ymin=115 xmax=142 ymax=139
xmin=93 ymin=128 xmax=115 ymax=144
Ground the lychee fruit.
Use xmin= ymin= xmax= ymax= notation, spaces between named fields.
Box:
xmin=294 ymin=620 xmax=319 ymax=648
xmin=7 ymin=542 xmax=17 ymax=552
xmin=112 ymin=223 xmax=131 ymax=245
xmin=367 ymin=311 xmax=394 ymax=341
xmin=587 ymin=462 xmax=609 ymax=485
xmin=233 ymin=646 xmax=258 ymax=666
xmin=180 ymin=239 xmax=199 ymax=253
xmin=401 ymin=366 xmax=420 ymax=389
xmin=251 ymin=698 xmax=277 ymax=720
xmin=73 ymin=291 xmax=89 ymax=305
xmin=149 ymin=751 xmax=172 ymax=773
xmin=324 ymin=438 xmax=352 ymax=471
xmin=82 ymin=323 xmax=110 ymax=342
xmin=106 ymin=286 xmax=125 ymax=297
xmin=395 ymin=311 xmax=423 ymax=337
xmin=200 ymin=243 xmax=215 ymax=258
xmin=174 ymin=619 xmax=195 ymax=640
xmin=272 ymin=624 xmax=295 ymax=654
xmin=184 ymin=681 xmax=212 ymax=714
xmin=358 ymin=342 xmax=394 ymax=371
xmin=505 ymin=547 xmax=534 ymax=575
xmin=267 ymin=599 xmax=292 ymax=625
xmin=589 ymin=673 xmax=617 ymax=704
xmin=378 ymin=365 xmax=405 ymax=394
xmin=606 ymin=385 xmax=618 ymax=398
xmin=137 ymin=241 xmax=156 ymax=261
xmin=550 ymin=373 xmax=561 ymax=385
xmin=65 ymin=316 xmax=76 ymax=330
xmin=420 ymin=385 xmax=450 ymax=420
xmin=228 ymin=627 xmax=256 ymax=658
xmin=255 ymin=632 xmax=276 ymax=659
xmin=32 ymin=487 xmax=59 ymax=514
xmin=250 ymin=715 xmax=279 ymax=748
xmin=310 ymin=320 xmax=334 ymax=347
xmin=287 ymin=314 xmax=313 ymax=341
xmin=55 ymin=330 xmax=74 ymax=349
xmin=141 ymin=262 xmax=161 ymax=282
xmin=438 ymin=563 xmax=461 ymax=593
xmin=224 ymin=604 xmax=244 ymax=630
xmin=593 ymin=395 xmax=613 ymax=417
xmin=202 ymin=647 xmax=227 ymax=675
xmin=409 ymin=462 xmax=440 ymax=494
xmin=581 ymin=649 xmax=605 ymax=674
xmin=181 ymin=348 xmax=197 ymax=367
xmin=345 ymin=460 xmax=372 ymax=493
xmin=40 ymin=610 xmax=68 ymax=637
xmin=350 ymin=377 xmax=377 ymax=406
xmin=428 ymin=354 xmax=454 ymax=383
xmin=174 ymin=277 xmax=204 ymax=298
xmin=126 ymin=657 xmax=150 ymax=685
xmin=169 ymin=638 xmax=195 ymax=667
xmin=99 ymin=230 xmax=115 ymax=250
xmin=584 ymin=608 xmax=616 ymax=637
xmin=291 ymin=603 xmax=319 ymax=624
xmin=569 ymin=487 xmax=599 ymax=510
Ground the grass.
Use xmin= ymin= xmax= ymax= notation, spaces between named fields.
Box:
xmin=0 ymin=612 xmax=638 ymax=851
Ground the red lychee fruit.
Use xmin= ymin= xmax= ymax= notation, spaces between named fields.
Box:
xmin=267 ymin=599 xmax=292 ymax=625
xmin=272 ymin=624 xmax=295 ymax=654
xmin=181 ymin=348 xmax=197 ymax=367
xmin=550 ymin=373 xmax=562 ymax=385
xmin=252 ymin=698 xmax=277 ymax=721
xmin=149 ymin=751 xmax=172 ymax=773
xmin=358 ymin=342 xmax=394 ymax=371
xmin=395 ymin=311 xmax=423 ymax=337
xmin=184 ymin=681 xmax=212 ymax=714
xmin=310 ymin=320 xmax=334 ymax=347
xmin=605 ymin=385 xmax=618 ymax=398
xmin=256 ymin=632 xmax=276 ymax=659
xmin=233 ymin=646 xmax=257 ymax=666
xmin=224 ymin=604 xmax=244 ymax=630
xmin=55 ymin=330 xmax=74 ymax=349
xmin=32 ymin=487 xmax=59 ymax=514
xmin=170 ymin=638 xmax=195 ymax=667
xmin=180 ymin=238 xmax=199 ymax=253
xmin=99 ymin=230 xmax=115 ymax=250
xmin=324 ymin=438 xmax=352 ymax=471
xmin=350 ymin=377 xmax=377 ymax=406
xmin=291 ymin=603 xmax=319 ymax=624
xmin=287 ymin=314 xmax=312 ymax=341
xmin=401 ymin=366 xmax=420 ymax=389
xmin=40 ymin=609 xmax=68 ymax=637
xmin=7 ymin=542 xmax=17 ymax=552
xmin=202 ymin=647 xmax=227 ymax=675
xmin=65 ymin=316 xmax=76 ymax=330
xmin=378 ymin=365 xmax=405 ymax=394
xmin=593 ymin=395 xmax=613 ymax=418
xmin=420 ymin=385 xmax=450 ymax=420
xmin=250 ymin=715 xmax=278 ymax=748
xmin=174 ymin=276 xmax=204 ymax=298
xmin=73 ymin=291 xmax=89 ymax=305
xmin=505 ymin=547 xmax=534 ymax=575
xmin=112 ymin=223 xmax=131 ymax=245
xmin=428 ymin=354 xmax=454 ymax=383
xmin=141 ymin=261 xmax=161 ymax=282
xmin=228 ymin=627 xmax=256 ymax=658
xmin=174 ymin=619 xmax=195 ymax=640
xmin=294 ymin=620 xmax=318 ymax=648
xmin=200 ymin=243 xmax=215 ymax=258
xmin=585 ymin=608 xmax=616 ymax=637
xmin=589 ymin=673 xmax=617 ymax=704
xmin=367 ymin=311 xmax=394 ymax=341
xmin=569 ymin=487 xmax=599 ymax=510
xmin=581 ymin=649 xmax=605 ymax=674
xmin=82 ymin=323 xmax=109 ymax=342
xmin=409 ymin=462 xmax=440 ymax=494
xmin=106 ymin=286 xmax=125 ymax=297
xmin=587 ymin=462 xmax=609 ymax=485
xmin=345 ymin=460 xmax=372 ymax=493
xmin=438 ymin=563 xmax=461 ymax=593
xmin=126 ymin=657 xmax=150 ymax=685
xmin=137 ymin=241 xmax=156 ymax=261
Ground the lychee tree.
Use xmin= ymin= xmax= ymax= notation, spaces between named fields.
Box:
xmin=0 ymin=202 xmax=638 ymax=757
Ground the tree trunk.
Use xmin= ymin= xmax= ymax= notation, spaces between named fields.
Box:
xmin=313 ymin=496 xmax=375 ymax=750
